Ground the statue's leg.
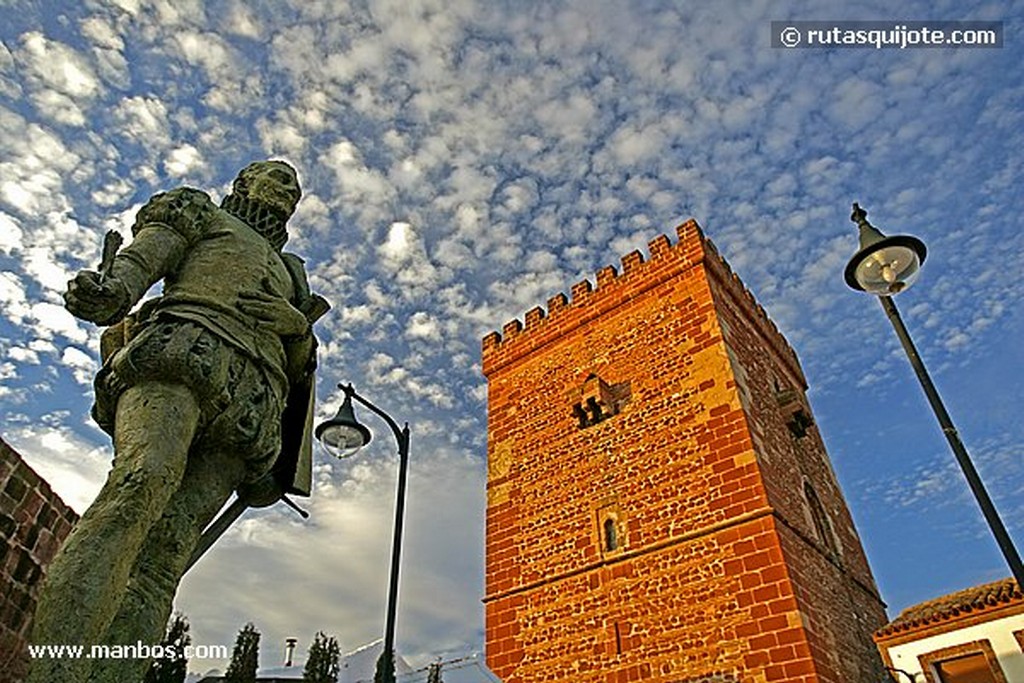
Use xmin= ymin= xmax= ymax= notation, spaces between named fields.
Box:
xmin=27 ymin=382 xmax=199 ymax=683
xmin=86 ymin=446 xmax=245 ymax=683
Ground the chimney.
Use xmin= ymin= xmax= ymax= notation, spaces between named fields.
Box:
xmin=284 ymin=638 xmax=298 ymax=667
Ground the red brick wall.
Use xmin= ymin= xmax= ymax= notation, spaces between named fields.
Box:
xmin=482 ymin=220 xmax=887 ymax=682
xmin=0 ymin=438 xmax=78 ymax=683
xmin=702 ymin=238 xmax=889 ymax=682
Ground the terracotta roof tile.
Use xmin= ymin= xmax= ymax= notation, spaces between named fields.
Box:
xmin=876 ymin=578 xmax=1022 ymax=638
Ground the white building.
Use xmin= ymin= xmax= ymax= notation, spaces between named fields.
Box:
xmin=874 ymin=578 xmax=1024 ymax=682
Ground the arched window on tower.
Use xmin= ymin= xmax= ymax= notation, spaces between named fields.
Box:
xmin=804 ymin=482 xmax=839 ymax=559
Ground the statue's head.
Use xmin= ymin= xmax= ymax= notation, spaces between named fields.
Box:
xmin=232 ymin=160 xmax=302 ymax=219
xmin=228 ymin=160 xmax=301 ymax=251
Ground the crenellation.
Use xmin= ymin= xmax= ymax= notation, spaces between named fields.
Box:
xmin=570 ymin=278 xmax=593 ymax=303
xmin=621 ymin=250 xmax=645 ymax=273
xmin=524 ymin=306 xmax=546 ymax=329
xmin=483 ymin=229 xmax=688 ymax=362
xmin=503 ymin=319 xmax=523 ymax=339
xmin=547 ymin=293 xmax=568 ymax=315
xmin=482 ymin=220 xmax=807 ymax=397
xmin=648 ymin=233 xmax=672 ymax=257
xmin=698 ymin=236 xmax=803 ymax=382
xmin=595 ymin=265 xmax=618 ymax=288
xmin=483 ymin=331 xmax=502 ymax=351
xmin=675 ymin=218 xmax=702 ymax=243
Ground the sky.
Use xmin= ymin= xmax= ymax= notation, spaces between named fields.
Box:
xmin=1 ymin=0 xmax=1022 ymax=676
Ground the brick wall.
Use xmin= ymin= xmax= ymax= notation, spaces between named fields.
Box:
xmin=482 ymin=220 xmax=887 ymax=682
xmin=0 ymin=437 xmax=78 ymax=683
xmin=702 ymin=236 xmax=889 ymax=682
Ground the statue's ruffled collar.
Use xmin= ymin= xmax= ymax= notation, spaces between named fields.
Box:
xmin=221 ymin=193 xmax=289 ymax=251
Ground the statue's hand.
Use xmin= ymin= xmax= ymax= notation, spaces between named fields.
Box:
xmin=64 ymin=271 xmax=131 ymax=325
xmin=236 ymin=289 xmax=309 ymax=339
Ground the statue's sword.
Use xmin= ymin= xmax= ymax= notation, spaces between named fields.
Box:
xmin=184 ymin=493 xmax=308 ymax=573
xmin=97 ymin=230 xmax=123 ymax=282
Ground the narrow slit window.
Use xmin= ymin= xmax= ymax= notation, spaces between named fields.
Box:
xmin=603 ymin=517 xmax=618 ymax=551
xmin=805 ymin=482 xmax=839 ymax=557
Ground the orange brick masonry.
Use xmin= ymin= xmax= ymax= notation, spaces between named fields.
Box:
xmin=482 ymin=220 xmax=887 ymax=682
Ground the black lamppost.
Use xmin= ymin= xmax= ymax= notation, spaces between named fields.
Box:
xmin=885 ymin=666 xmax=918 ymax=682
xmin=316 ymin=383 xmax=411 ymax=683
xmin=844 ymin=203 xmax=1024 ymax=588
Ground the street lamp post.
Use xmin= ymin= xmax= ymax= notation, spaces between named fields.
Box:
xmin=844 ymin=203 xmax=1024 ymax=588
xmin=885 ymin=666 xmax=919 ymax=682
xmin=316 ymin=383 xmax=411 ymax=683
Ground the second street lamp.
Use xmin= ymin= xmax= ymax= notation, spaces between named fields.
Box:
xmin=844 ymin=203 xmax=1024 ymax=588
xmin=316 ymin=383 xmax=411 ymax=683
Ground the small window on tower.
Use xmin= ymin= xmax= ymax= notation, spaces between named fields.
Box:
xmin=776 ymin=385 xmax=814 ymax=438
xmin=804 ymin=482 xmax=840 ymax=558
xmin=572 ymin=374 xmax=631 ymax=429
xmin=603 ymin=518 xmax=618 ymax=552
xmin=596 ymin=504 xmax=625 ymax=555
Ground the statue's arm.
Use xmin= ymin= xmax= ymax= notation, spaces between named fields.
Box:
xmin=280 ymin=253 xmax=330 ymax=385
xmin=235 ymin=260 xmax=328 ymax=385
xmin=64 ymin=188 xmax=214 ymax=326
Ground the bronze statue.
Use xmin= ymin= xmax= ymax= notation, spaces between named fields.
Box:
xmin=29 ymin=161 xmax=329 ymax=683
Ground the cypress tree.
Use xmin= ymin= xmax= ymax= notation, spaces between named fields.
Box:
xmin=143 ymin=612 xmax=191 ymax=683
xmin=302 ymin=631 xmax=341 ymax=683
xmin=224 ymin=622 xmax=260 ymax=683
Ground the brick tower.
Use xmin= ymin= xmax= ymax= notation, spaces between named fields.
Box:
xmin=481 ymin=221 xmax=888 ymax=683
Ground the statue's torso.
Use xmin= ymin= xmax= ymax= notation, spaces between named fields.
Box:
xmin=150 ymin=209 xmax=294 ymax=391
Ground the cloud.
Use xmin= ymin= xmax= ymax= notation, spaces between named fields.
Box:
xmin=380 ymin=221 xmax=415 ymax=262
xmin=172 ymin=31 xmax=241 ymax=84
xmin=61 ymin=345 xmax=99 ymax=385
xmin=320 ymin=140 xmax=398 ymax=229
xmin=221 ymin=1 xmax=263 ymax=39
xmin=164 ymin=144 xmax=205 ymax=178
xmin=0 ymin=212 xmax=24 ymax=254
xmin=115 ymin=96 xmax=172 ymax=146
xmin=406 ymin=311 xmax=441 ymax=341
xmin=374 ymin=221 xmax=446 ymax=296
xmin=17 ymin=31 xmax=102 ymax=99
xmin=0 ymin=107 xmax=82 ymax=216
xmin=29 ymin=303 xmax=89 ymax=345
xmin=0 ymin=271 xmax=31 ymax=323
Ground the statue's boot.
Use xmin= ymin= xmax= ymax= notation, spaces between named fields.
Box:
xmin=27 ymin=384 xmax=198 ymax=683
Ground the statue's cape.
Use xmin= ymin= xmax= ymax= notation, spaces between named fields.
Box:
xmin=273 ymin=369 xmax=314 ymax=497
xmin=271 ymin=251 xmax=329 ymax=498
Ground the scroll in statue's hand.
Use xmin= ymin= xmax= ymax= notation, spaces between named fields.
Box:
xmin=236 ymin=289 xmax=310 ymax=339
xmin=64 ymin=270 xmax=132 ymax=326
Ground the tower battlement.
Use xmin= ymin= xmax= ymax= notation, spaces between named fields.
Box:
xmin=482 ymin=219 xmax=803 ymax=386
